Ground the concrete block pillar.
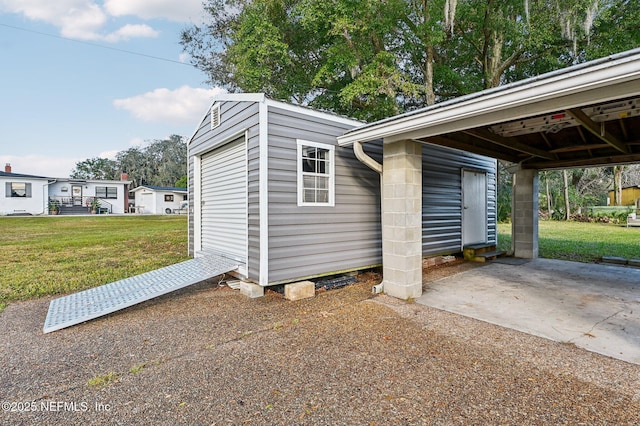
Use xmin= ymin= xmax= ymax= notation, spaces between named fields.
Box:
xmin=381 ymin=140 xmax=423 ymax=299
xmin=511 ymin=168 xmax=539 ymax=258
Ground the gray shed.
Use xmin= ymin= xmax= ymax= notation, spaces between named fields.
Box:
xmin=188 ymin=93 xmax=496 ymax=287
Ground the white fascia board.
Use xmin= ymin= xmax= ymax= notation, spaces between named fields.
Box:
xmin=337 ymin=50 xmax=640 ymax=146
xmin=84 ymin=179 xmax=131 ymax=185
xmin=129 ymin=186 xmax=149 ymax=193
xmin=214 ymin=93 xmax=266 ymax=103
xmin=258 ymin=99 xmax=269 ymax=286
xmin=265 ymin=98 xmax=363 ymax=127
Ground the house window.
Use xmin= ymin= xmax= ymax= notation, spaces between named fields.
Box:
xmin=164 ymin=194 xmax=174 ymax=202
xmin=95 ymin=186 xmax=117 ymax=199
xmin=6 ymin=182 xmax=32 ymax=198
xmin=211 ymin=104 xmax=221 ymax=130
xmin=297 ymin=140 xmax=335 ymax=206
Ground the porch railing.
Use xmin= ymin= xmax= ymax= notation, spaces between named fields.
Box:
xmin=48 ymin=196 xmax=113 ymax=214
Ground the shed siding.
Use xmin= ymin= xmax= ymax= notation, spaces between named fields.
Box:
xmin=188 ymin=97 xmax=497 ymax=286
xmin=266 ymin=106 xmax=380 ymax=284
xmin=421 ymin=143 xmax=497 ymax=256
xmin=188 ymin=101 xmax=260 ymax=281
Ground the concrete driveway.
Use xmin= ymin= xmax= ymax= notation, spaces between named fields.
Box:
xmin=418 ymin=258 xmax=640 ymax=365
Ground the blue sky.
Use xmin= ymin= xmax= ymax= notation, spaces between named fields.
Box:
xmin=0 ymin=0 xmax=225 ymax=178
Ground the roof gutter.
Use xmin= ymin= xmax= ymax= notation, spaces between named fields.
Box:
xmin=354 ymin=141 xmax=382 ymax=174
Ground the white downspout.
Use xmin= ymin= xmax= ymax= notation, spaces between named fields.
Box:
xmin=353 ymin=141 xmax=384 ymax=294
xmin=354 ymin=140 xmax=382 ymax=174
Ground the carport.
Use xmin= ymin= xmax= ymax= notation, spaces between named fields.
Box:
xmin=337 ymin=48 xmax=640 ymax=299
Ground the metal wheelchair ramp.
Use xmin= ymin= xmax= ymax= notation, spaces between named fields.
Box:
xmin=43 ymin=255 xmax=239 ymax=333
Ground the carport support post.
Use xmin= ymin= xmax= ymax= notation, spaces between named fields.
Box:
xmin=511 ymin=168 xmax=539 ymax=258
xmin=381 ymin=139 xmax=423 ymax=300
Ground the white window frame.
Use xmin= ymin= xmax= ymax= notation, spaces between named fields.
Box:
xmin=210 ymin=103 xmax=221 ymax=130
xmin=297 ymin=140 xmax=335 ymax=207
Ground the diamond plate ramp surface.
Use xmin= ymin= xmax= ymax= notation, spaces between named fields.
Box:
xmin=43 ymin=255 xmax=239 ymax=333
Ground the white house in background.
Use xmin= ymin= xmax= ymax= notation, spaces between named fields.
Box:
xmin=48 ymin=175 xmax=131 ymax=214
xmin=130 ymin=185 xmax=188 ymax=214
xmin=1 ymin=165 xmax=51 ymax=215
xmin=0 ymin=164 xmax=131 ymax=215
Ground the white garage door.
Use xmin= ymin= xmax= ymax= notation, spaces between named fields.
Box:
xmin=200 ymin=137 xmax=248 ymax=265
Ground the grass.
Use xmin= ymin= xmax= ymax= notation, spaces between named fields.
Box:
xmin=87 ymin=372 xmax=119 ymax=388
xmin=1 ymin=215 xmax=636 ymax=314
xmin=497 ymin=220 xmax=640 ymax=263
xmin=0 ymin=215 xmax=188 ymax=312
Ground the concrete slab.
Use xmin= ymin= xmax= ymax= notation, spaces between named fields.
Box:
xmin=418 ymin=258 xmax=640 ymax=365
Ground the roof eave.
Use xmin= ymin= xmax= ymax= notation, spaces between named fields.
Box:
xmin=337 ymin=49 xmax=640 ymax=147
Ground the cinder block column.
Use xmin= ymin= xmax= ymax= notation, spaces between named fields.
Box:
xmin=511 ymin=168 xmax=539 ymax=258
xmin=381 ymin=140 xmax=423 ymax=299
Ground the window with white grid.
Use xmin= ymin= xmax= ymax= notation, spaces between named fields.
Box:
xmin=297 ymin=140 xmax=335 ymax=206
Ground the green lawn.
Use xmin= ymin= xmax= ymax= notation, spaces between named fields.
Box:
xmin=0 ymin=215 xmax=188 ymax=312
xmin=1 ymin=216 xmax=638 ymax=314
xmin=497 ymin=221 xmax=639 ymax=263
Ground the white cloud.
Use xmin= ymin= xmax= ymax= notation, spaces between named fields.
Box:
xmin=98 ymin=149 xmax=120 ymax=159
xmin=113 ymin=85 xmax=227 ymax=124
xmin=104 ymin=0 xmax=203 ymax=23
xmin=104 ymin=24 xmax=158 ymax=42
xmin=0 ymin=154 xmax=81 ymax=178
xmin=128 ymin=137 xmax=146 ymax=147
xmin=0 ymin=0 xmax=162 ymax=41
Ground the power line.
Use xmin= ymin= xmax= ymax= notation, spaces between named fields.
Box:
xmin=0 ymin=22 xmax=195 ymax=67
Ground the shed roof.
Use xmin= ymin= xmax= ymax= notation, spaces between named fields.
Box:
xmin=0 ymin=171 xmax=50 ymax=180
xmin=130 ymin=185 xmax=187 ymax=193
xmin=189 ymin=93 xmax=364 ymax=145
xmin=338 ymin=48 xmax=640 ymax=170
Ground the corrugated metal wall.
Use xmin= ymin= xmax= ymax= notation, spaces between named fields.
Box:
xmin=421 ymin=143 xmax=497 ymax=256
xmin=266 ymin=106 xmax=381 ymax=284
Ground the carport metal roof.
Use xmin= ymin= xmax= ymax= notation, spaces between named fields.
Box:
xmin=338 ymin=48 xmax=640 ymax=170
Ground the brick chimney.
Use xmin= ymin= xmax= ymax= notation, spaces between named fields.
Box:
xmin=4 ymin=163 xmax=11 ymax=173
xmin=121 ymin=172 xmax=128 ymax=181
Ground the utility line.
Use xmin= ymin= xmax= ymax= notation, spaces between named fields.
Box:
xmin=0 ymin=22 xmax=194 ymax=67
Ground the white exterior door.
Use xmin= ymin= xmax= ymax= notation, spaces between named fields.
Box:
xmin=200 ymin=137 xmax=248 ymax=266
xmin=462 ymin=170 xmax=487 ymax=246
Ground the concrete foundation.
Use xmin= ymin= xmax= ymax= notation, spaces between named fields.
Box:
xmin=240 ymin=281 xmax=264 ymax=298
xmin=511 ymin=168 xmax=539 ymax=259
xmin=381 ymin=140 xmax=423 ymax=299
xmin=284 ymin=281 xmax=315 ymax=301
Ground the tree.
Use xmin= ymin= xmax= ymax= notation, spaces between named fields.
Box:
xmin=182 ymin=0 xmax=637 ymax=119
xmin=70 ymin=157 xmax=118 ymax=180
xmin=175 ymin=176 xmax=188 ymax=188
xmin=181 ymin=0 xmax=639 ymax=219
xmin=613 ymin=165 xmax=624 ymax=206
xmin=71 ymin=135 xmax=187 ymax=189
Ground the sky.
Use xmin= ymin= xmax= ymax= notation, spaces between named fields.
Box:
xmin=0 ymin=0 xmax=226 ymax=178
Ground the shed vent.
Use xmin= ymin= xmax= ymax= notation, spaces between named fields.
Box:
xmin=211 ymin=104 xmax=221 ymax=130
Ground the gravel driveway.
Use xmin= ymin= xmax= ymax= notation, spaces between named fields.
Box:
xmin=1 ymin=269 xmax=639 ymax=425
